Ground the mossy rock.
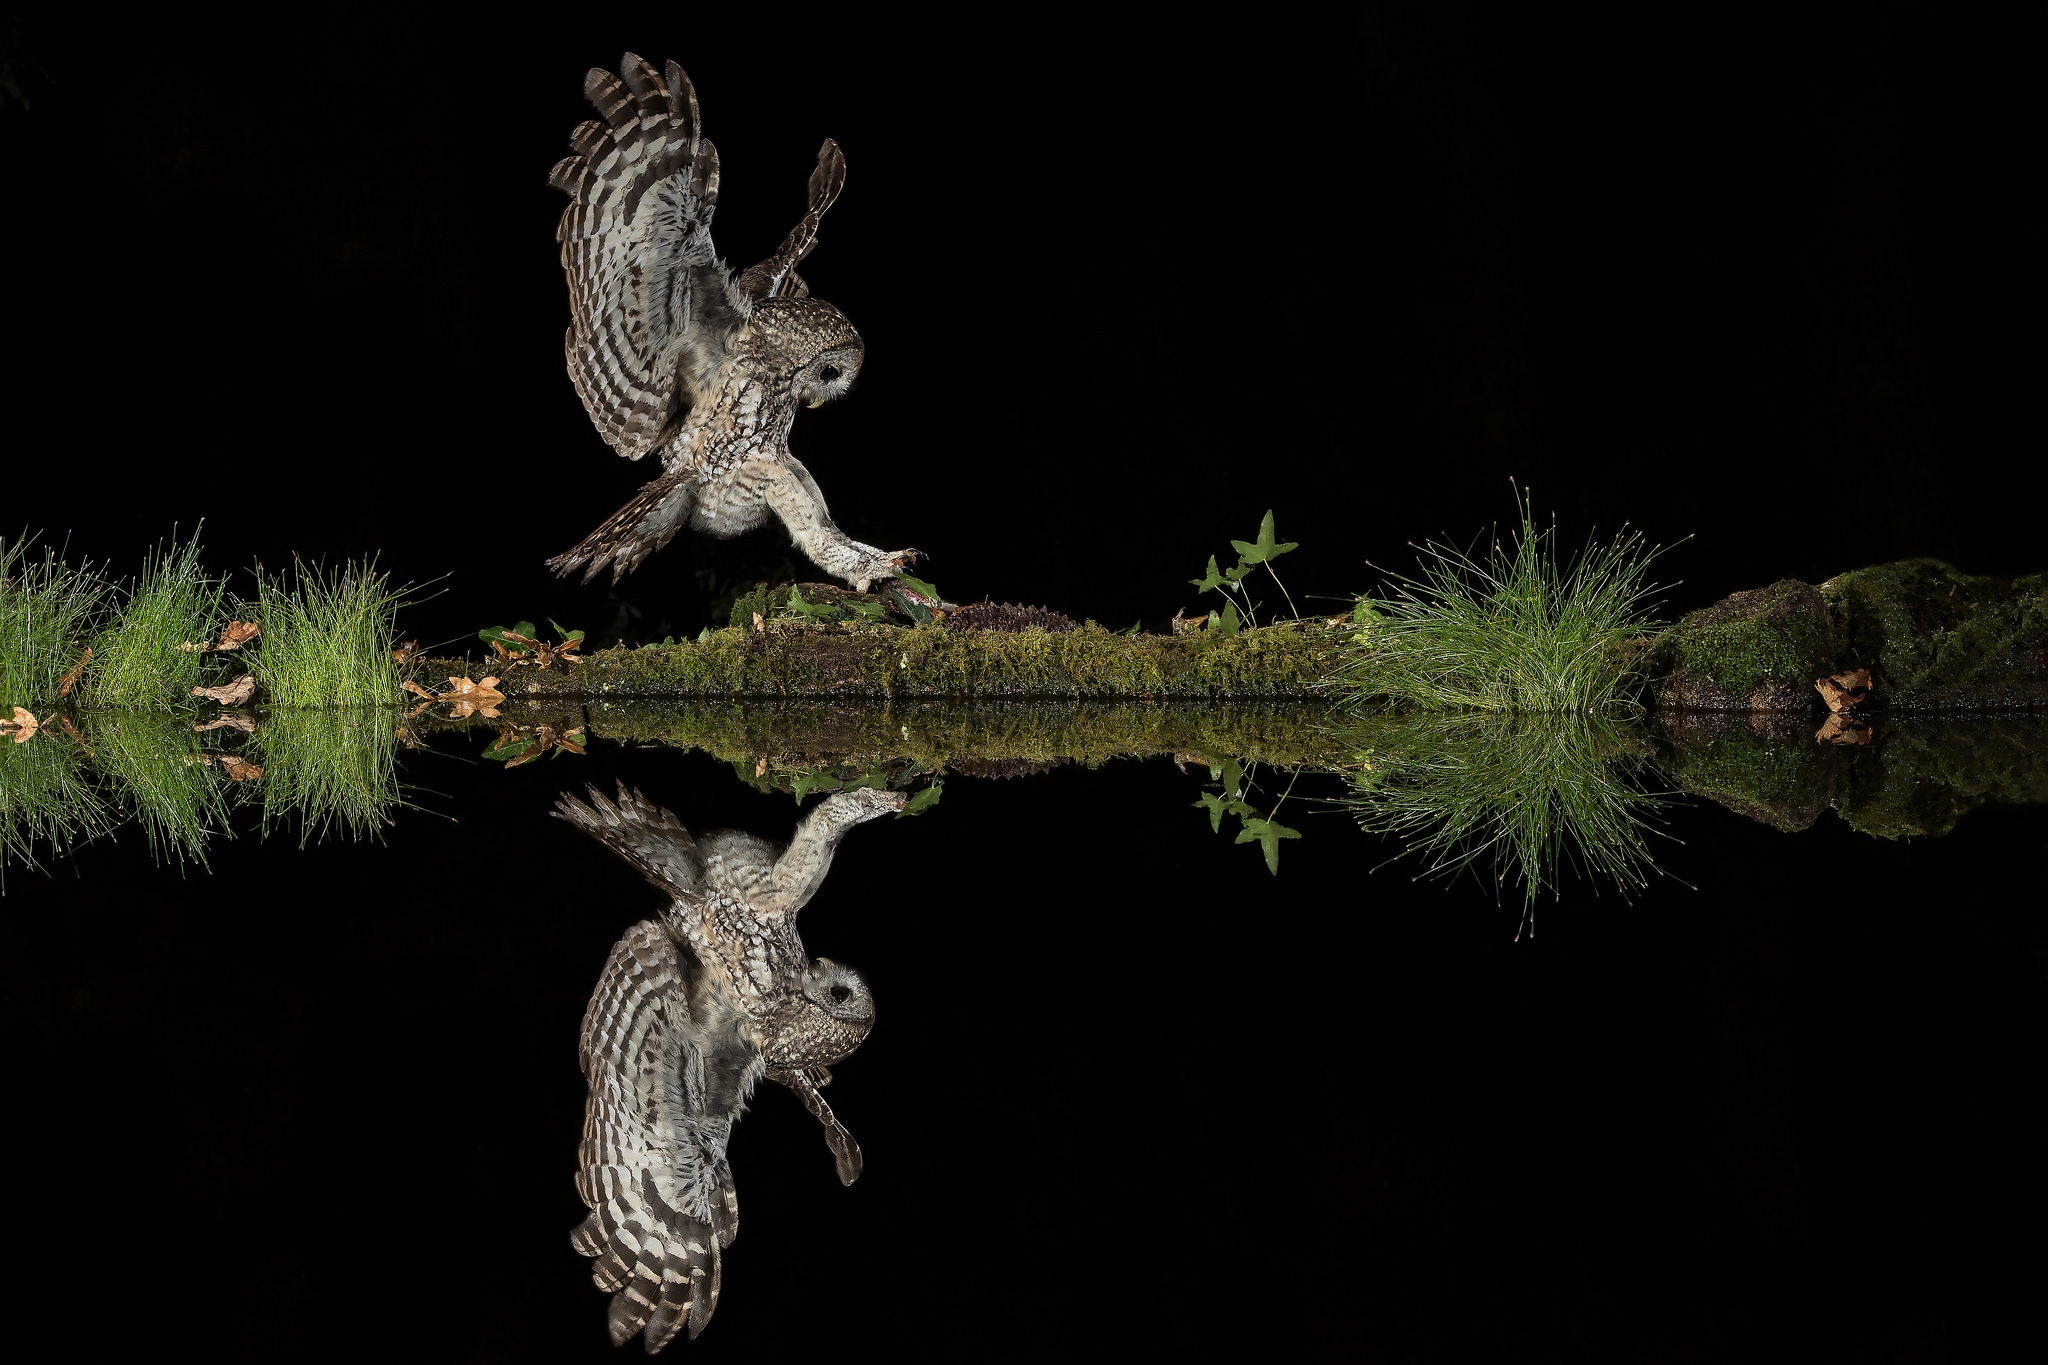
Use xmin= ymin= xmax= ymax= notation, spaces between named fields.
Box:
xmin=1820 ymin=560 xmax=2048 ymax=710
xmin=1648 ymin=578 xmax=1842 ymax=712
xmin=1655 ymin=711 xmax=2048 ymax=838
xmin=1648 ymin=560 xmax=2048 ymax=713
xmin=1831 ymin=713 xmax=2048 ymax=838
xmin=1653 ymin=710 xmax=1845 ymax=830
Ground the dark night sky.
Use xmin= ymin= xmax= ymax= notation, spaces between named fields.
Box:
xmin=2 ymin=5 xmax=2042 ymax=644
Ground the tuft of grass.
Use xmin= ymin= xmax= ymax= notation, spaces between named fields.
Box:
xmin=0 ymin=721 xmax=116 ymax=887
xmin=1342 ymin=710 xmax=1667 ymax=928
xmin=89 ymin=530 xmax=228 ymax=706
xmin=82 ymin=709 xmax=235 ymax=868
xmin=0 ymin=534 xmax=108 ymax=712
xmin=252 ymin=707 xmax=405 ymax=845
xmin=250 ymin=558 xmax=406 ymax=706
xmin=1343 ymin=488 xmax=1676 ymax=714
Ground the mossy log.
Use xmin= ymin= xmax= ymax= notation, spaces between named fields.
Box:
xmin=414 ymin=559 xmax=2043 ymax=707
xmin=414 ymin=697 xmax=1350 ymax=772
xmin=424 ymin=618 xmax=1343 ymax=701
xmin=1648 ymin=560 xmax=2047 ymax=713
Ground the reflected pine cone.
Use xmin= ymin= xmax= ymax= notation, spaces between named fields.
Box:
xmin=944 ymin=602 xmax=1078 ymax=633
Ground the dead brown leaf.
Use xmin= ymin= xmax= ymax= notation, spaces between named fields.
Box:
xmin=193 ymin=711 xmax=257 ymax=734
xmin=56 ymin=647 xmax=92 ymax=697
xmin=215 ymin=620 xmax=261 ymax=651
xmin=4 ymin=707 xmax=39 ymax=743
xmin=442 ymin=675 xmax=506 ymax=720
xmin=488 ymin=722 xmax=586 ymax=769
xmin=58 ymin=715 xmax=92 ymax=753
xmin=216 ymin=755 xmax=264 ymax=781
xmin=191 ymin=674 xmax=258 ymax=706
xmin=391 ymin=640 xmax=421 ymax=664
xmin=401 ymin=679 xmax=437 ymax=700
xmin=1814 ymin=668 xmax=1873 ymax=713
xmin=755 ymin=756 xmax=768 ymax=777
xmin=1816 ymin=713 xmax=1873 ymax=746
xmin=752 ymin=612 xmax=766 ymax=633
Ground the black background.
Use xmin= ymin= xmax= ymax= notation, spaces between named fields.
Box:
xmin=2 ymin=5 xmax=2046 ymax=1361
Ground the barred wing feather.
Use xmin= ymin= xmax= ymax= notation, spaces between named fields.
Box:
xmin=551 ymin=54 xmax=748 ymax=461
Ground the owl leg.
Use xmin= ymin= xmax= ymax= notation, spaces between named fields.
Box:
xmin=769 ymin=1067 xmax=864 ymax=1186
xmin=757 ymin=787 xmax=907 ymax=917
xmin=692 ymin=454 xmax=917 ymax=592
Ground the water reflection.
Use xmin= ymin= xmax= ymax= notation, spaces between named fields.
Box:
xmin=554 ymin=782 xmax=900 ymax=1349
xmin=1341 ymin=711 xmax=1667 ymax=926
xmin=6 ymin=698 xmax=2045 ymax=910
xmin=0 ymin=706 xmax=407 ymax=883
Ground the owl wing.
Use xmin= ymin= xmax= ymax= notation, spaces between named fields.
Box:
xmin=734 ymin=138 xmax=848 ymax=302
xmin=550 ymin=54 xmax=749 ymax=461
xmin=573 ymin=920 xmax=745 ymax=1350
xmin=554 ymin=783 xmax=704 ymax=898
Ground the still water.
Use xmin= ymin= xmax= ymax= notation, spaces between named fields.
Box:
xmin=3 ymin=703 xmax=2042 ymax=1360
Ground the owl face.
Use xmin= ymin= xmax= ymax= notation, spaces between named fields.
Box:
xmin=796 ymin=344 xmax=863 ymax=409
xmin=763 ymin=956 xmax=875 ymax=1069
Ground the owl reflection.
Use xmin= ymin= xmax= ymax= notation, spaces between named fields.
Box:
xmin=556 ymin=783 xmax=901 ymax=1349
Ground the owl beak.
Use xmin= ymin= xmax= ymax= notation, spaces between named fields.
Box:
xmin=807 ymin=397 xmax=825 ymax=409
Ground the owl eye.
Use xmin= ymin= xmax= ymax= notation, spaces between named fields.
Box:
xmin=828 ymin=984 xmax=852 ymax=1004
xmin=819 ymin=365 xmax=841 ymax=383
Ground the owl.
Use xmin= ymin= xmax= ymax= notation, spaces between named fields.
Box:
xmin=544 ymin=54 xmax=917 ymax=592
xmin=555 ymin=782 xmax=904 ymax=1349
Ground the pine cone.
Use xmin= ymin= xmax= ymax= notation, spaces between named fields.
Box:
xmin=943 ymin=601 xmax=1078 ymax=634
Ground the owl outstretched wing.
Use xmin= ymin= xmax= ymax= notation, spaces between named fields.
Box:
xmin=550 ymin=54 xmax=748 ymax=461
xmin=573 ymin=919 xmax=751 ymax=1350
xmin=735 ymin=139 xmax=848 ymax=303
xmin=555 ymin=783 xmax=704 ymax=897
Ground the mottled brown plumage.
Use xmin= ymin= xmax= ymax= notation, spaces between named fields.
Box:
xmin=556 ymin=783 xmax=900 ymax=1350
xmin=545 ymin=55 xmax=915 ymax=590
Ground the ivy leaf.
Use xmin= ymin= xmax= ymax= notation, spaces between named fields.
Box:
xmin=895 ymin=572 xmax=942 ymax=601
xmin=1122 ymin=619 xmax=1143 ymax=636
xmin=791 ymin=768 xmax=842 ymax=803
xmin=843 ymin=767 xmax=891 ymax=792
xmin=1208 ymin=756 xmax=1246 ymax=798
xmin=1234 ymin=817 xmax=1302 ymax=875
xmin=548 ymin=619 xmax=586 ymax=645
xmin=898 ymin=784 xmax=943 ymax=817
xmin=1194 ymin=791 xmax=1232 ymax=833
xmin=785 ymin=588 xmax=840 ymax=622
xmin=1230 ymin=510 xmax=1299 ymax=567
xmin=1206 ymin=600 xmax=1241 ymax=637
xmin=1189 ymin=555 xmax=1228 ymax=594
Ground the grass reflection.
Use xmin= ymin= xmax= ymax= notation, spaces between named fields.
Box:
xmin=1341 ymin=711 xmax=1667 ymax=929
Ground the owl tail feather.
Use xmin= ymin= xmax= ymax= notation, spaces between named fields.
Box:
xmin=547 ymin=466 xmax=697 ymax=585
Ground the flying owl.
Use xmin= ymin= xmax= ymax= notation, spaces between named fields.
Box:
xmin=555 ymin=782 xmax=903 ymax=1349
xmin=544 ymin=53 xmax=917 ymax=592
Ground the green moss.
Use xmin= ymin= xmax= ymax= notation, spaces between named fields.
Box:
xmin=1653 ymin=712 xmax=1844 ymax=831
xmin=1654 ymin=710 xmax=2048 ymax=838
xmin=1832 ymin=714 xmax=2048 ymax=838
xmin=1820 ymin=560 xmax=2048 ymax=709
xmin=1648 ymin=578 xmax=1841 ymax=710
xmin=414 ymin=696 xmax=1349 ymax=774
xmin=423 ymin=619 xmax=1341 ymax=701
xmin=728 ymin=583 xmax=772 ymax=630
